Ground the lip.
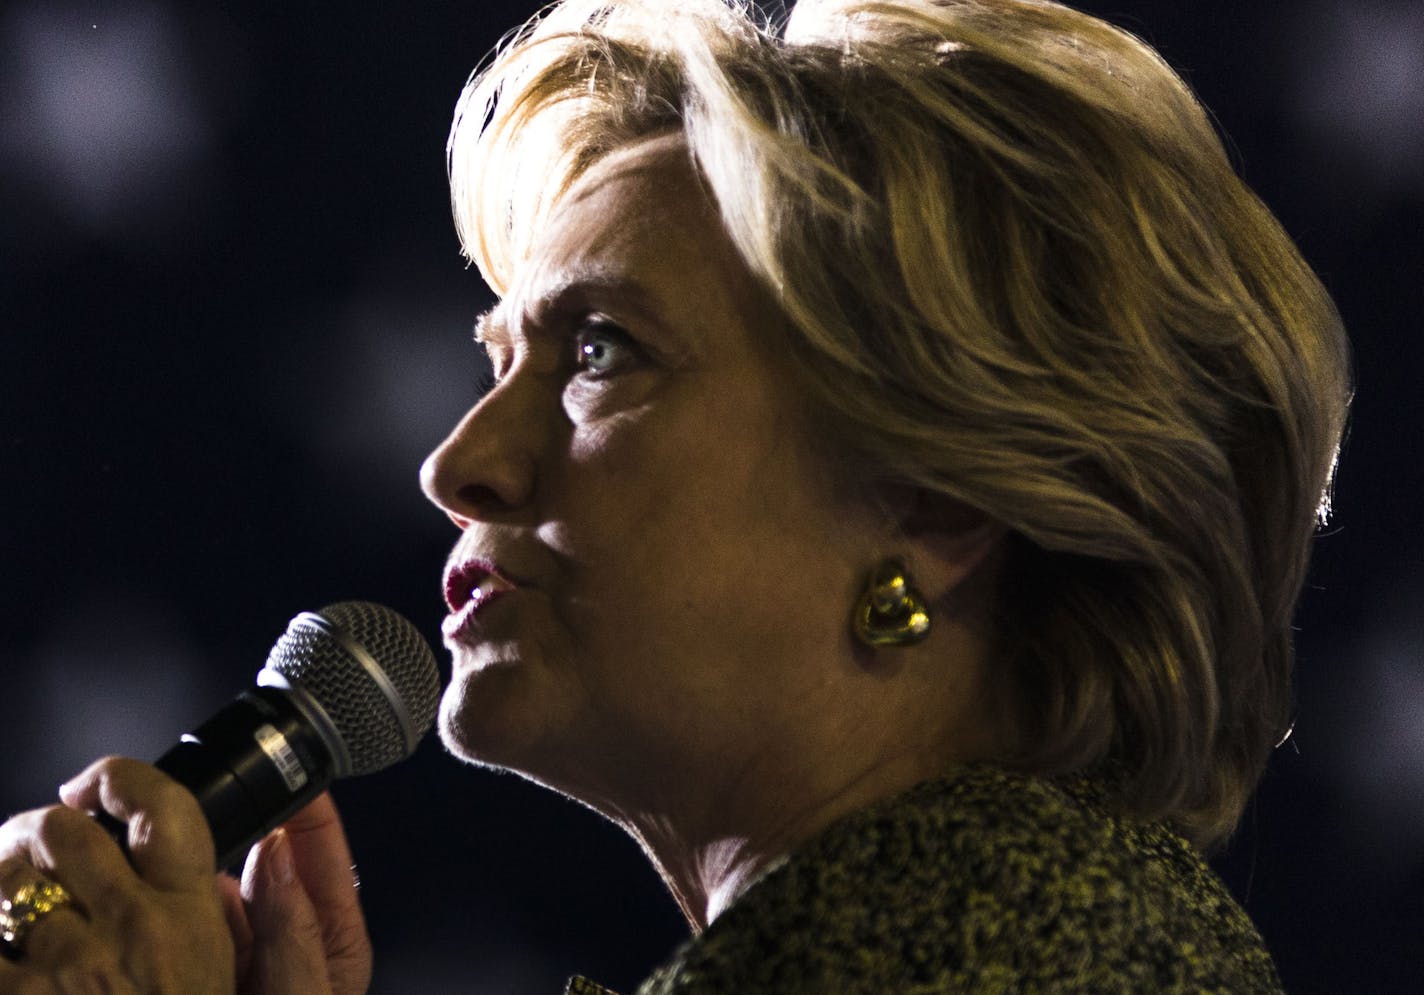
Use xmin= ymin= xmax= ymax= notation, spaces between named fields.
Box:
xmin=443 ymin=556 xmax=524 ymax=610
xmin=441 ymin=556 xmax=522 ymax=644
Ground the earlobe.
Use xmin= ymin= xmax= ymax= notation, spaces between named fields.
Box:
xmin=849 ymin=492 xmax=1006 ymax=649
xmin=853 ymin=559 xmax=933 ymax=647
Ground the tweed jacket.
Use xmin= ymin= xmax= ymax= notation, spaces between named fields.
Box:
xmin=566 ymin=766 xmax=1282 ymax=994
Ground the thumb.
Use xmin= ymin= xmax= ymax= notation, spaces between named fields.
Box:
xmin=240 ymin=829 xmax=333 ymax=995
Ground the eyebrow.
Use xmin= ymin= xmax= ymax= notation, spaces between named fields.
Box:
xmin=544 ymin=268 xmax=664 ymax=311
xmin=471 ymin=268 xmax=686 ymax=357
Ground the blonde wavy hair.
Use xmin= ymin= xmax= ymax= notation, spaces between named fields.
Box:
xmin=447 ymin=0 xmax=1351 ymax=848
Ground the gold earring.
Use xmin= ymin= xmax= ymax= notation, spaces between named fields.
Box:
xmin=853 ymin=558 xmax=931 ymax=647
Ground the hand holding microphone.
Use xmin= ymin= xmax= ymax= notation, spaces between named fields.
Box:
xmin=0 ymin=602 xmax=439 ymax=993
xmin=113 ymin=601 xmax=441 ymax=869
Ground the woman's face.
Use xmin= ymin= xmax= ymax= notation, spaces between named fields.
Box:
xmin=422 ymin=135 xmax=890 ymax=811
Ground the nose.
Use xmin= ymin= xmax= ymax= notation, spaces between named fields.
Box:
xmin=420 ymin=380 xmax=540 ymax=528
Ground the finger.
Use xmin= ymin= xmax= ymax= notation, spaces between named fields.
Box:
xmin=0 ymin=859 xmax=90 ymax=967
xmin=59 ymin=758 xmax=214 ymax=891
xmin=0 ymin=807 xmax=134 ymax=915
xmin=0 ymin=813 xmax=213 ymax=991
xmin=240 ymin=830 xmax=333 ymax=994
xmin=0 ymin=968 xmax=53 ymax=994
xmin=0 ymin=865 xmax=136 ymax=994
xmin=0 ymin=968 xmax=140 ymax=995
xmin=278 ymin=794 xmax=371 ymax=990
xmin=217 ymin=873 xmax=254 ymax=986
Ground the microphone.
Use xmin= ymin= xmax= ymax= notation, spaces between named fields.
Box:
xmin=103 ymin=602 xmax=441 ymax=869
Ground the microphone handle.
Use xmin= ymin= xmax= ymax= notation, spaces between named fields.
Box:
xmin=95 ymin=686 xmax=339 ymax=870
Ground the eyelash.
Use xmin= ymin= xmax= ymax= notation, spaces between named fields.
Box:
xmin=471 ymin=340 xmax=498 ymax=395
xmin=573 ymin=318 xmax=638 ymax=378
xmin=473 ymin=315 xmax=639 ymax=390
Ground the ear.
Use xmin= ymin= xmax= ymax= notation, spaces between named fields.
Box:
xmin=885 ymin=488 xmax=1006 ymax=606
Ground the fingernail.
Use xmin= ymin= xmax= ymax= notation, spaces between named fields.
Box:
xmin=266 ymin=828 xmax=295 ymax=886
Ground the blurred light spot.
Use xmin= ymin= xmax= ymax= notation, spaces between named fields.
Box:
xmin=1320 ymin=581 xmax=1424 ymax=874
xmin=0 ymin=1 xmax=214 ymax=235
xmin=0 ymin=592 xmax=205 ymax=807
xmin=1289 ymin=1 xmax=1424 ymax=195
xmin=290 ymin=275 xmax=487 ymax=508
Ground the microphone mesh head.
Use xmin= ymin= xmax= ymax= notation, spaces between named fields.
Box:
xmin=264 ymin=602 xmax=441 ymax=775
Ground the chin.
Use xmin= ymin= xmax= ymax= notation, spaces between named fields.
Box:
xmin=436 ymin=691 xmax=486 ymax=764
xmin=436 ymin=661 xmax=566 ymax=773
xmin=438 ymin=668 xmax=512 ymax=763
xmin=437 ymin=668 xmax=626 ymax=818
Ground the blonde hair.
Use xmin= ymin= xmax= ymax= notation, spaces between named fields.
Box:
xmin=448 ymin=0 xmax=1351 ymax=848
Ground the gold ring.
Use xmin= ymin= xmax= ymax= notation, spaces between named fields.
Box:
xmin=1 ymin=881 xmax=74 ymax=954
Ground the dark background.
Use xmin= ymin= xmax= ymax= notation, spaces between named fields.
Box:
xmin=2 ymin=1 xmax=1420 ymax=992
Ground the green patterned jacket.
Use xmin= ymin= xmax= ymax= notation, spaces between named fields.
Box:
xmin=567 ymin=766 xmax=1282 ymax=994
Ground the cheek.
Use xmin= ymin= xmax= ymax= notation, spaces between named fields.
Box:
xmin=552 ymin=388 xmax=845 ymax=615
xmin=562 ymin=375 xmax=661 ymax=428
xmin=561 ymin=403 xmax=745 ymax=535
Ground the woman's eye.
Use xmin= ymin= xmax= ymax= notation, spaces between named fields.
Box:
xmin=574 ymin=320 xmax=637 ymax=377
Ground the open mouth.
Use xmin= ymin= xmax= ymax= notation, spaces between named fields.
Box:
xmin=443 ymin=559 xmax=518 ymax=613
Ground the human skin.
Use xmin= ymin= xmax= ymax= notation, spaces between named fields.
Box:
xmin=0 ymin=133 xmax=1006 ymax=991
xmin=0 ymin=761 xmax=369 ymax=993
xmin=422 ymin=132 xmax=1007 ymax=928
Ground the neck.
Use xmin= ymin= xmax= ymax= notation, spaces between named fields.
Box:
xmin=569 ymin=613 xmax=1006 ymax=929
xmin=613 ymin=747 xmax=952 ymax=931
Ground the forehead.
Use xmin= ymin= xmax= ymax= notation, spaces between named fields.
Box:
xmin=552 ymin=137 xmax=711 ymax=272
xmin=565 ymin=131 xmax=705 ymax=214
xmin=541 ymin=135 xmax=724 ymax=288
xmin=485 ymin=134 xmax=772 ymax=345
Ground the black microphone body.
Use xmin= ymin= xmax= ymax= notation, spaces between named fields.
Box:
xmin=155 ymin=686 xmax=340 ymax=868
xmin=98 ymin=603 xmax=440 ymax=870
